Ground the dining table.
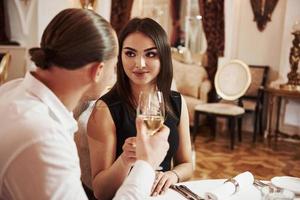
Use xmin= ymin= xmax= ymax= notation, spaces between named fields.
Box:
xmin=150 ymin=179 xmax=298 ymax=200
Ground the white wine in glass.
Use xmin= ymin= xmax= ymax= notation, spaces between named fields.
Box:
xmin=141 ymin=115 xmax=164 ymax=136
xmin=137 ymin=91 xmax=165 ymax=136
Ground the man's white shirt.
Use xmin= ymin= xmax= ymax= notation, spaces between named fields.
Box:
xmin=0 ymin=72 xmax=155 ymax=200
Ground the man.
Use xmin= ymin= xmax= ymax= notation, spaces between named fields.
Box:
xmin=0 ymin=8 xmax=169 ymax=200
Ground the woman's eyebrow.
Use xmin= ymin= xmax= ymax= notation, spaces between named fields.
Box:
xmin=123 ymin=47 xmax=136 ymax=52
xmin=123 ymin=47 xmax=157 ymax=52
xmin=144 ymin=47 xmax=157 ymax=52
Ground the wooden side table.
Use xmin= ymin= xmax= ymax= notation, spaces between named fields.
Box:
xmin=265 ymin=87 xmax=300 ymax=143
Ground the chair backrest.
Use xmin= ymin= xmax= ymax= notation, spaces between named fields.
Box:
xmin=215 ymin=59 xmax=252 ymax=101
xmin=244 ymin=65 xmax=269 ymax=99
xmin=172 ymin=58 xmax=209 ymax=99
xmin=0 ymin=52 xmax=11 ymax=85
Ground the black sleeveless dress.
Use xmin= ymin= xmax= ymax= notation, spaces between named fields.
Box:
xmin=100 ymin=90 xmax=182 ymax=171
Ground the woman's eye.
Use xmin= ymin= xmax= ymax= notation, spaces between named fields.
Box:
xmin=124 ymin=51 xmax=136 ymax=57
xmin=145 ymin=51 xmax=158 ymax=58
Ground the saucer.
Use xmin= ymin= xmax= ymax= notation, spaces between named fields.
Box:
xmin=271 ymin=176 xmax=300 ymax=195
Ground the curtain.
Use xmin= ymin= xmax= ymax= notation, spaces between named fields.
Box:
xmin=0 ymin=0 xmax=8 ymax=42
xmin=110 ymin=0 xmax=134 ymax=35
xmin=170 ymin=0 xmax=181 ymax=46
xmin=250 ymin=0 xmax=278 ymax=32
xmin=198 ymin=0 xmax=224 ymax=102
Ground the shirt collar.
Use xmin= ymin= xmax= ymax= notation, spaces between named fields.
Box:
xmin=22 ymin=72 xmax=78 ymax=134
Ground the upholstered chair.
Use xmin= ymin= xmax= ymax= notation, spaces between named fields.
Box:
xmin=193 ymin=60 xmax=252 ymax=149
xmin=172 ymin=59 xmax=211 ymax=126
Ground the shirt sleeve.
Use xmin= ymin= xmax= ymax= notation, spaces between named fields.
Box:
xmin=2 ymin=136 xmax=88 ymax=200
xmin=113 ymin=160 xmax=155 ymax=200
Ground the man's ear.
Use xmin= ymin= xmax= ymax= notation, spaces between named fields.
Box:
xmin=91 ymin=62 xmax=104 ymax=82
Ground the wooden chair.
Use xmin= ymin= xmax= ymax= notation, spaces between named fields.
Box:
xmin=0 ymin=52 xmax=11 ymax=85
xmin=239 ymin=65 xmax=269 ymax=142
xmin=193 ymin=60 xmax=252 ymax=149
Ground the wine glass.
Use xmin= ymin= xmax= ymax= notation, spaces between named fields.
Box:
xmin=137 ymin=90 xmax=165 ymax=136
xmin=261 ymin=186 xmax=295 ymax=200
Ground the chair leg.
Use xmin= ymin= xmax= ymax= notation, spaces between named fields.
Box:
xmin=253 ymin=113 xmax=258 ymax=143
xmin=211 ymin=116 xmax=217 ymax=139
xmin=257 ymin=108 xmax=264 ymax=138
xmin=229 ymin=117 xmax=235 ymax=150
xmin=238 ymin=117 xmax=242 ymax=142
xmin=193 ymin=111 xmax=199 ymax=143
xmin=227 ymin=119 xmax=231 ymax=133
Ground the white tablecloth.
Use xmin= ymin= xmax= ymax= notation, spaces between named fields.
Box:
xmin=150 ymin=179 xmax=261 ymax=200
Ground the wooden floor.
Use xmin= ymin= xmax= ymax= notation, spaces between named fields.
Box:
xmin=191 ymin=127 xmax=300 ymax=181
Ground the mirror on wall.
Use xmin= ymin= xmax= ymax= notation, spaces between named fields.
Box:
xmin=131 ymin=0 xmax=171 ymax=36
xmin=181 ymin=0 xmax=206 ymax=54
xmin=173 ymin=0 xmax=206 ymax=64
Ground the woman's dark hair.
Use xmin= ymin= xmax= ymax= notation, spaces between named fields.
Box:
xmin=29 ymin=8 xmax=117 ymax=69
xmin=112 ymin=17 xmax=174 ymax=117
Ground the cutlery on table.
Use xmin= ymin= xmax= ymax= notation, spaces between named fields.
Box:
xmin=254 ymin=179 xmax=282 ymax=192
xmin=178 ymin=185 xmax=204 ymax=200
xmin=170 ymin=185 xmax=195 ymax=200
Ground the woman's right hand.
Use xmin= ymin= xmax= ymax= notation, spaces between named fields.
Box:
xmin=121 ymin=137 xmax=137 ymax=166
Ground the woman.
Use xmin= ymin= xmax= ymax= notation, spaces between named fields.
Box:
xmin=88 ymin=18 xmax=193 ymax=199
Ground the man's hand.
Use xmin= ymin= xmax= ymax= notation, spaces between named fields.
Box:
xmin=135 ymin=117 xmax=169 ymax=169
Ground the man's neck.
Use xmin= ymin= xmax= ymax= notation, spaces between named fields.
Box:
xmin=33 ymin=67 xmax=89 ymax=112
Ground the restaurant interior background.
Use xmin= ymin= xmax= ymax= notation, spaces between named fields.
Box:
xmin=0 ymin=0 xmax=299 ymax=180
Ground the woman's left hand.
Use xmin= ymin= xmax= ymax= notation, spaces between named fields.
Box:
xmin=120 ymin=137 xmax=137 ymax=167
xmin=151 ymin=171 xmax=178 ymax=196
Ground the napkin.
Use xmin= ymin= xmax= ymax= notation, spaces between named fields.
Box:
xmin=204 ymin=171 xmax=254 ymax=200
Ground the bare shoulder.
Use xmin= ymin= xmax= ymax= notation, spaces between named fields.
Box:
xmin=89 ymin=100 xmax=110 ymax=121
xmin=87 ymin=100 xmax=115 ymax=140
